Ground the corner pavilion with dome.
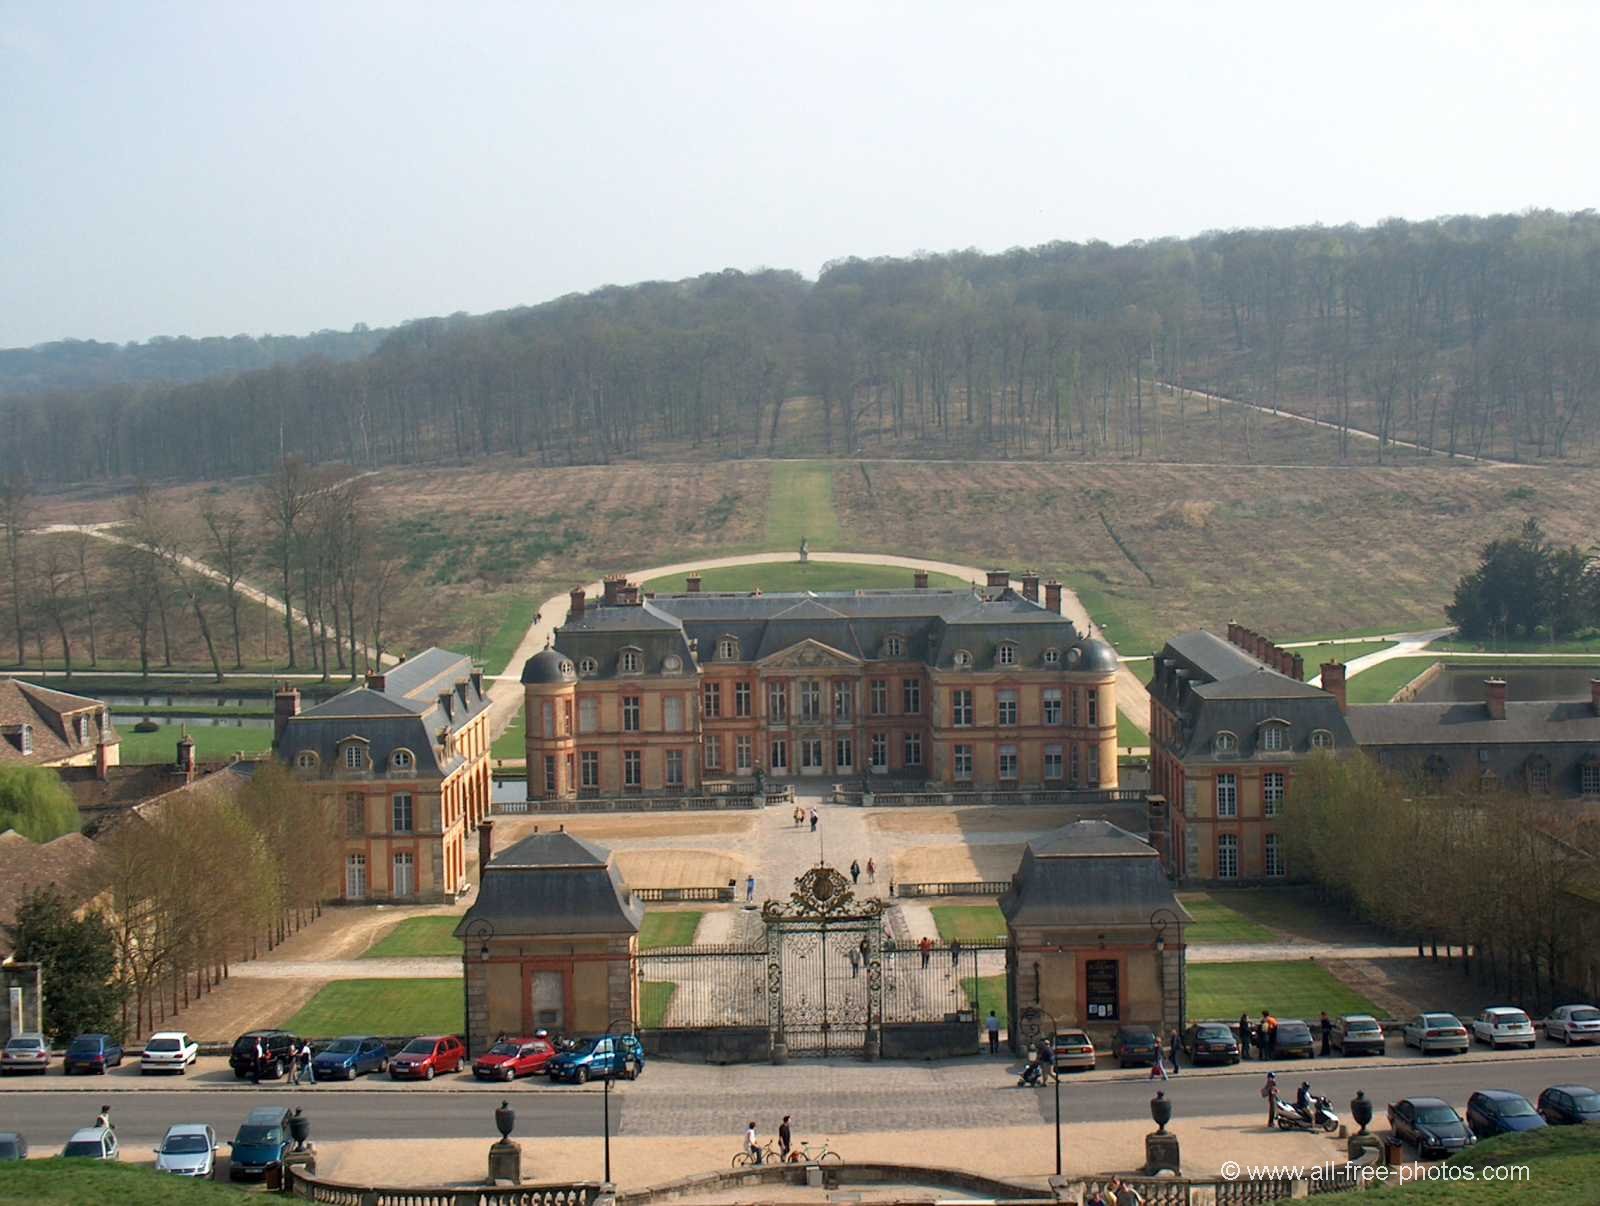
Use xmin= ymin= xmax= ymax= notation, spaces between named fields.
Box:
xmin=521 ymin=568 xmax=1122 ymax=801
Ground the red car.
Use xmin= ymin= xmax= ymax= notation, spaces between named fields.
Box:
xmin=473 ymin=1037 xmax=556 ymax=1082
xmin=388 ymin=1035 xmax=466 ymax=1081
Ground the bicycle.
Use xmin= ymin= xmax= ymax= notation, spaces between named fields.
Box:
xmin=731 ymin=1139 xmax=778 ymax=1168
xmin=788 ymin=1138 xmax=843 ymax=1166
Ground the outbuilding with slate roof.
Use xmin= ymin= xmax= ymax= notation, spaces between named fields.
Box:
xmin=0 ymin=678 xmax=118 ymax=770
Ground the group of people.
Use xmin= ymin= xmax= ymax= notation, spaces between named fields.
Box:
xmin=1086 ymin=1178 xmax=1145 ymax=1206
xmin=742 ymin=1114 xmax=804 ymax=1164
xmin=1260 ymin=1071 xmax=1324 ymax=1129
xmin=788 ymin=805 xmax=820 ymax=832
xmin=1238 ymin=1008 xmax=1338 ymax=1059
xmin=246 ymin=1034 xmax=317 ymax=1086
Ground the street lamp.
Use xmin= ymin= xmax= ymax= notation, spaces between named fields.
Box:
xmin=1150 ymin=907 xmax=1183 ymax=1049
xmin=1022 ymin=1005 xmax=1062 ymax=1177
xmin=601 ymin=1017 xmax=634 ymax=1187
xmin=465 ymin=917 xmax=494 ymax=963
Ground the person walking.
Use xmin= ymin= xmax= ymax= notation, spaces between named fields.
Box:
xmin=950 ymin=938 xmax=962 ymax=967
xmin=1262 ymin=1071 xmax=1279 ymax=1128
xmin=778 ymin=1115 xmax=792 ymax=1162
xmin=95 ymin=1105 xmax=113 ymax=1131
xmin=301 ymin=1040 xmax=316 ymax=1085
xmin=744 ymin=1121 xmax=762 ymax=1165
xmin=1148 ymin=1046 xmax=1169 ymax=1082
xmin=745 ymin=874 xmax=756 ymax=904
xmin=866 ymin=857 xmax=876 ymax=884
xmin=252 ymin=1036 xmax=264 ymax=1085
xmin=288 ymin=1043 xmax=301 ymax=1086
xmin=1169 ymin=1028 xmax=1182 ymax=1075
xmin=848 ymin=946 xmax=860 ymax=978
xmin=850 ymin=859 xmax=861 ymax=886
xmin=794 ymin=806 xmax=803 ymax=828
xmin=809 ymin=807 xmax=818 ymax=832
xmin=1319 ymin=1010 xmax=1333 ymax=1057
xmin=1239 ymin=1012 xmax=1251 ymax=1061
xmin=987 ymin=1010 xmax=1001 ymax=1055
xmin=919 ymin=935 xmax=932 ymax=969
xmin=1263 ymin=1011 xmax=1279 ymax=1058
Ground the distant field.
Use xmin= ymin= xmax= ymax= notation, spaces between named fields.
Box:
xmin=644 ymin=562 xmax=970 ymax=594
xmin=119 ymin=724 xmax=271 ymax=764
xmin=478 ymin=596 xmax=538 ymax=674
xmin=766 ymin=461 xmax=840 ymax=549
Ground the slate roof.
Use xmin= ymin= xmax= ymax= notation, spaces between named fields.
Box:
xmin=1346 ymin=701 xmax=1600 ymax=746
xmin=0 ymin=679 xmax=118 ymax=766
xmin=0 ymin=831 xmax=100 ymax=953
xmin=276 ymin=648 xmax=489 ymax=777
xmin=540 ymin=588 xmax=1105 ymax=680
xmin=1000 ymin=820 xmax=1189 ymax=928
xmin=455 ymin=833 xmax=644 ymax=936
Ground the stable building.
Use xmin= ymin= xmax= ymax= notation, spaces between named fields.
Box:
xmin=522 ymin=570 xmax=1120 ymax=801
xmin=0 ymin=679 xmax=119 ymax=771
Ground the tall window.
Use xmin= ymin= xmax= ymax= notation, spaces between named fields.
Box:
xmin=579 ymin=698 xmax=599 ymax=734
xmin=344 ymin=744 xmax=365 ymax=770
xmin=870 ymin=679 xmax=888 ymax=715
xmin=542 ymin=702 xmax=556 ymax=739
xmin=1265 ymin=834 xmax=1284 ymax=878
xmin=952 ymin=689 xmax=973 ymax=727
xmin=903 ymin=733 xmax=922 ymax=766
xmin=392 ymin=794 xmax=413 ymax=833
xmin=1260 ymin=723 xmax=1286 ymax=752
xmin=1086 ymin=691 xmax=1098 ymax=725
xmin=996 ymin=642 xmax=1016 ymax=666
xmin=665 ymin=750 xmax=684 ymax=787
xmin=770 ymin=739 xmax=789 ymax=771
xmin=997 ymin=690 xmax=1018 ymax=726
xmin=1216 ymin=773 xmax=1238 ymax=817
xmin=1044 ymin=745 xmax=1063 ymax=780
xmin=884 ymin=636 xmax=903 ymax=658
xmin=345 ymin=794 xmax=365 ymax=837
xmin=1263 ymin=772 xmax=1285 ymax=816
xmin=801 ymin=738 xmax=823 ymax=770
xmin=768 ymin=682 xmax=788 ymax=722
xmin=703 ymin=735 xmax=721 ymax=770
xmin=718 ymin=638 xmax=739 ymax=661
xmin=870 ymin=733 xmax=888 ymax=769
xmin=703 ymin=682 xmax=722 ymax=718
xmin=1217 ymin=834 xmax=1239 ymax=879
xmin=735 ymin=735 xmax=752 ymax=771
xmin=1069 ymin=745 xmax=1080 ymax=786
xmin=580 ymin=751 xmax=600 ymax=788
xmin=345 ymin=853 xmax=368 ymax=900
xmin=799 ymin=680 xmax=822 ymax=722
xmin=833 ymin=682 xmax=852 ymax=722
xmin=663 ymin=696 xmax=684 ymax=732
xmin=1043 ymin=688 xmax=1062 ymax=725
xmin=1070 ymin=688 xmax=1080 ymax=726
xmin=620 ymin=650 xmax=641 ymax=673
xmin=623 ymin=696 xmax=641 ymax=732
xmin=544 ymin=756 xmax=557 ymax=792
xmin=1526 ymin=756 xmax=1551 ymax=794
xmin=1087 ymin=745 xmax=1099 ymax=786
xmin=953 ymin=744 xmax=973 ymax=780
xmin=998 ymin=744 xmax=1019 ymax=780
xmin=392 ymin=852 xmax=414 ymax=897
xmin=75 ymin=715 xmax=88 ymax=744
xmin=623 ymin=750 xmax=642 ymax=788
xmin=735 ymin=682 xmax=752 ymax=717
xmin=835 ymin=737 xmax=853 ymax=770
xmin=562 ymin=699 xmax=572 ymax=735
xmin=902 ymin=679 xmax=921 ymax=715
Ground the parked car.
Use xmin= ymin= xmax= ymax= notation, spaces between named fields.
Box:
xmin=2 ymin=1032 xmax=50 ymax=1075
xmin=61 ymin=1126 xmax=120 ymax=1160
xmin=549 ymin=1033 xmax=646 ymax=1084
xmin=1182 ymin=1021 xmax=1240 ymax=1065
xmin=312 ymin=1035 xmax=389 ymax=1080
xmin=1402 ymin=1012 xmax=1469 ymax=1054
xmin=229 ymin=1029 xmax=299 ymax=1080
xmin=1051 ymin=1028 xmax=1097 ymax=1071
xmin=155 ymin=1123 xmax=218 ymax=1178
xmin=1271 ymin=1019 xmax=1316 ymax=1059
xmin=1466 ymin=1090 xmax=1546 ymax=1139
xmin=1544 ymin=1004 xmax=1600 ymax=1046
xmin=1471 ymin=1007 xmax=1536 ymax=1049
xmin=389 ymin=1034 xmax=466 ymax=1080
xmin=474 ymin=1036 xmax=557 ymax=1081
xmin=1388 ymin=1096 xmax=1475 ymax=1159
xmin=1536 ymin=1084 xmax=1600 ymax=1126
xmin=229 ymin=1106 xmax=291 ymax=1181
xmin=1331 ymin=1014 xmax=1387 ymax=1056
xmin=0 ymin=1132 xmax=27 ymax=1160
xmin=1106 ymin=1025 xmax=1158 ymax=1068
xmin=63 ymin=1033 xmax=124 ymax=1075
xmin=142 ymin=1031 xmax=199 ymax=1075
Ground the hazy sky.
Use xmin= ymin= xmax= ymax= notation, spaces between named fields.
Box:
xmin=4 ymin=1 xmax=1597 ymax=348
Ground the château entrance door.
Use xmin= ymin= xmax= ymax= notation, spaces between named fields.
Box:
xmin=764 ymin=866 xmax=884 ymax=1057
xmin=345 ymin=854 xmax=368 ymax=900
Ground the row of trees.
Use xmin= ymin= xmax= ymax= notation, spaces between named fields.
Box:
xmin=1447 ymin=518 xmax=1600 ymax=642
xmin=1284 ymin=753 xmax=1598 ymax=1010
xmin=5 ymin=212 xmax=1600 ymax=486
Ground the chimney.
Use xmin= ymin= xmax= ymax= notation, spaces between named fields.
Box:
xmin=365 ymin=670 xmax=386 ymax=692
xmin=470 ymin=669 xmax=484 ymax=697
xmin=1227 ymin=622 xmax=1242 ymax=648
xmin=273 ymin=685 xmax=301 ymax=749
xmin=94 ymin=738 xmax=110 ymax=782
xmin=686 ymin=572 xmax=702 ymax=593
xmin=1021 ymin=571 xmax=1040 ymax=603
xmin=1321 ymin=663 xmax=1347 ymax=713
xmin=1485 ymin=678 xmax=1507 ymax=721
xmin=1291 ymin=653 xmax=1305 ymax=682
xmin=913 ymin=569 xmax=929 ymax=590
xmin=478 ymin=819 xmax=495 ymax=885
xmin=603 ymin=575 xmax=623 ymax=605
xmin=176 ymin=727 xmax=196 ymax=781
xmin=1279 ymin=650 xmax=1294 ymax=678
xmin=439 ymin=691 xmax=455 ymax=721
xmin=1591 ymin=679 xmax=1600 ymax=717
xmin=569 ymin=586 xmax=586 ymax=620
xmin=986 ymin=569 xmax=1010 ymax=591
xmin=1044 ymin=580 xmax=1063 ymax=614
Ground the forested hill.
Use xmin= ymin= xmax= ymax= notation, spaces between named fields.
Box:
xmin=6 ymin=210 xmax=1600 ymax=486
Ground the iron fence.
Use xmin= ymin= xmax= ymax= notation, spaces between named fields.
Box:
xmin=634 ymin=943 xmax=768 ymax=1030
xmin=881 ymin=939 xmax=1008 ymax=1025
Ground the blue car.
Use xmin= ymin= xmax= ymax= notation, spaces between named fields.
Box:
xmin=548 ymin=1034 xmax=645 ymax=1084
xmin=229 ymin=1107 xmax=290 ymax=1181
xmin=63 ymin=1034 xmax=124 ymax=1075
xmin=311 ymin=1036 xmax=388 ymax=1081
xmin=1466 ymin=1090 xmax=1547 ymax=1139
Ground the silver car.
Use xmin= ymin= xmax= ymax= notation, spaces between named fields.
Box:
xmin=1402 ymin=1012 xmax=1469 ymax=1054
xmin=1545 ymin=1004 xmax=1600 ymax=1046
xmin=1471 ymin=1007 xmax=1535 ymax=1049
xmin=155 ymin=1123 xmax=218 ymax=1177
xmin=1 ymin=1033 xmax=50 ymax=1075
xmin=62 ymin=1126 xmax=119 ymax=1160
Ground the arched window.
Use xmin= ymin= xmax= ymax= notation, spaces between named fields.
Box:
xmin=619 ymin=649 xmax=642 ymax=674
xmin=663 ymin=654 xmax=682 ymax=673
xmin=1259 ymin=722 xmax=1288 ymax=752
xmin=718 ymin=637 xmax=740 ymax=661
xmin=343 ymin=743 xmax=366 ymax=770
xmin=559 ymin=659 xmax=575 ymax=677
xmin=577 ymin=657 xmax=598 ymax=676
xmin=1310 ymin=729 xmax=1333 ymax=750
xmin=953 ymin=650 xmax=973 ymax=669
xmin=1214 ymin=731 xmax=1238 ymax=754
xmin=996 ymin=641 xmax=1017 ymax=666
xmin=883 ymin=635 xmax=904 ymax=659
xmin=391 ymin=749 xmax=414 ymax=771
xmin=1042 ymin=647 xmax=1060 ymax=666
xmin=295 ymin=751 xmax=318 ymax=770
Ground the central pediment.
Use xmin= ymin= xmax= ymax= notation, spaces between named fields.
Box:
xmin=757 ymin=638 xmax=862 ymax=671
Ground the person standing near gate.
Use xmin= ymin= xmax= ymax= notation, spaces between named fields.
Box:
xmin=778 ymin=1116 xmax=792 ymax=1162
xmin=987 ymin=1010 xmax=1001 ymax=1055
xmin=950 ymin=938 xmax=962 ymax=967
xmin=919 ymin=935 xmax=932 ymax=968
xmin=848 ymin=946 xmax=860 ymax=977
xmin=746 ymin=874 xmax=756 ymax=904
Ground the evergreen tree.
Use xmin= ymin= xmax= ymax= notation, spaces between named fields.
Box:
xmin=3 ymin=886 xmax=125 ymax=1042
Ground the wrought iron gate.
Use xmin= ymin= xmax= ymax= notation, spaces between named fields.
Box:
xmin=763 ymin=866 xmax=884 ymax=1057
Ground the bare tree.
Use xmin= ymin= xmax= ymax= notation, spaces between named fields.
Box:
xmin=68 ymin=528 xmax=101 ymax=667
xmin=258 ymin=458 xmax=315 ymax=668
xmin=201 ymin=506 xmax=251 ymax=670
xmin=32 ymin=537 xmax=79 ymax=677
xmin=0 ymin=472 xmax=29 ymax=664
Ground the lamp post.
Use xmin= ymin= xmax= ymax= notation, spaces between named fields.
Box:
xmin=1022 ymin=1005 xmax=1062 ymax=1177
xmin=465 ymin=917 xmax=494 ymax=964
xmin=601 ymin=1017 xmax=634 ymax=1187
xmin=1150 ymin=907 xmax=1183 ymax=1047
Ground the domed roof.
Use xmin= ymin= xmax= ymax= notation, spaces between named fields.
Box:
xmin=520 ymin=647 xmax=576 ymax=685
xmin=1071 ymin=638 xmax=1121 ymax=674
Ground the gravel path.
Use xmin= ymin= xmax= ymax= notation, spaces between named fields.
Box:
xmin=228 ymin=957 xmax=461 ymax=980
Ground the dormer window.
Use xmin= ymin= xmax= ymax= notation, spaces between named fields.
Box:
xmin=344 ymin=744 xmax=365 ymax=770
xmin=718 ymin=637 xmax=739 ymax=661
xmin=663 ymin=654 xmax=682 ymax=673
xmin=295 ymin=751 xmax=318 ymax=770
xmin=75 ymin=715 xmax=88 ymax=744
xmin=996 ymin=642 xmax=1017 ymax=666
xmin=391 ymin=749 xmax=414 ymax=771
xmin=578 ymin=657 xmax=598 ymax=676
xmin=620 ymin=649 xmax=642 ymax=674
xmin=1042 ymin=647 xmax=1060 ymax=666
xmin=1259 ymin=722 xmax=1288 ymax=752
xmin=559 ymin=659 xmax=575 ymax=677
xmin=884 ymin=635 xmax=904 ymax=659
xmin=1214 ymin=731 xmax=1237 ymax=755
xmin=1310 ymin=729 xmax=1333 ymax=750
xmin=953 ymin=650 xmax=973 ymax=669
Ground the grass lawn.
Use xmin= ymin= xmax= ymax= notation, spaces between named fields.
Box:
xmin=361 ymin=916 xmax=463 ymax=958
xmin=961 ymin=974 xmax=1009 ymax=1021
xmin=930 ymin=905 xmax=1006 ymax=942
xmin=645 ymin=561 xmax=970 ymax=594
xmin=284 ymin=978 xmax=463 ymax=1037
xmin=1428 ymin=634 xmax=1600 ymax=654
xmin=0 ymin=1160 xmax=251 ymax=1204
xmin=1117 ymin=713 xmax=1149 ymax=748
xmin=479 ymin=596 xmax=538 ymax=675
xmin=491 ymin=706 xmax=525 ymax=760
xmin=109 ymin=703 xmax=275 ymax=718
xmin=1369 ymin=1127 xmax=1600 ymax=1203
xmin=638 ymin=911 xmax=703 ymax=950
xmin=1282 ymin=640 xmax=1394 ymax=670
xmin=1201 ymin=886 xmax=1360 ymax=942
xmin=1059 ymin=573 xmax=1158 ymax=655
xmin=1175 ymin=893 xmax=1277 ymax=943
xmin=118 ymin=724 xmax=272 ymax=764
xmin=1187 ymin=961 xmax=1384 ymax=1023
xmin=639 ymin=981 xmax=676 ymax=1029
xmin=766 ymin=461 xmax=840 ymax=549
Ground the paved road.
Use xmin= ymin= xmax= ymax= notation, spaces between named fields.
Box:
xmin=1302 ymin=628 xmax=1455 ymax=689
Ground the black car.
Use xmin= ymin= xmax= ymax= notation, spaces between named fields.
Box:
xmin=0 ymin=1132 xmax=26 ymax=1160
xmin=1272 ymin=1020 xmax=1316 ymax=1058
xmin=1536 ymin=1084 xmax=1600 ymax=1126
xmin=1466 ymin=1090 xmax=1546 ymax=1139
xmin=1388 ymin=1096 xmax=1475 ymax=1158
xmin=63 ymin=1034 xmax=125 ymax=1075
xmin=229 ymin=1030 xmax=300 ymax=1080
xmin=1183 ymin=1021 xmax=1241 ymax=1065
xmin=1111 ymin=1026 xmax=1159 ymax=1068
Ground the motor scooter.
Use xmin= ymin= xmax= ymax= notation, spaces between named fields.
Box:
xmin=1017 ymin=1055 xmax=1047 ymax=1087
xmin=1275 ymin=1095 xmax=1341 ymax=1133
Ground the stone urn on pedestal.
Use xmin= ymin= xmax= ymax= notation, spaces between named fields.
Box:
xmin=488 ymin=1100 xmax=522 ymax=1185
xmin=1348 ymin=1090 xmax=1381 ymax=1160
xmin=1143 ymin=1091 xmax=1180 ymax=1175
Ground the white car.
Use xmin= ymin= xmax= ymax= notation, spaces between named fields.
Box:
xmin=155 ymin=1123 xmax=218 ymax=1177
xmin=1545 ymin=1004 xmax=1600 ymax=1046
xmin=62 ymin=1126 xmax=119 ymax=1160
xmin=1401 ymin=1012 xmax=1469 ymax=1054
xmin=142 ymin=1031 xmax=199 ymax=1074
xmin=1471 ymin=1007 xmax=1536 ymax=1049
